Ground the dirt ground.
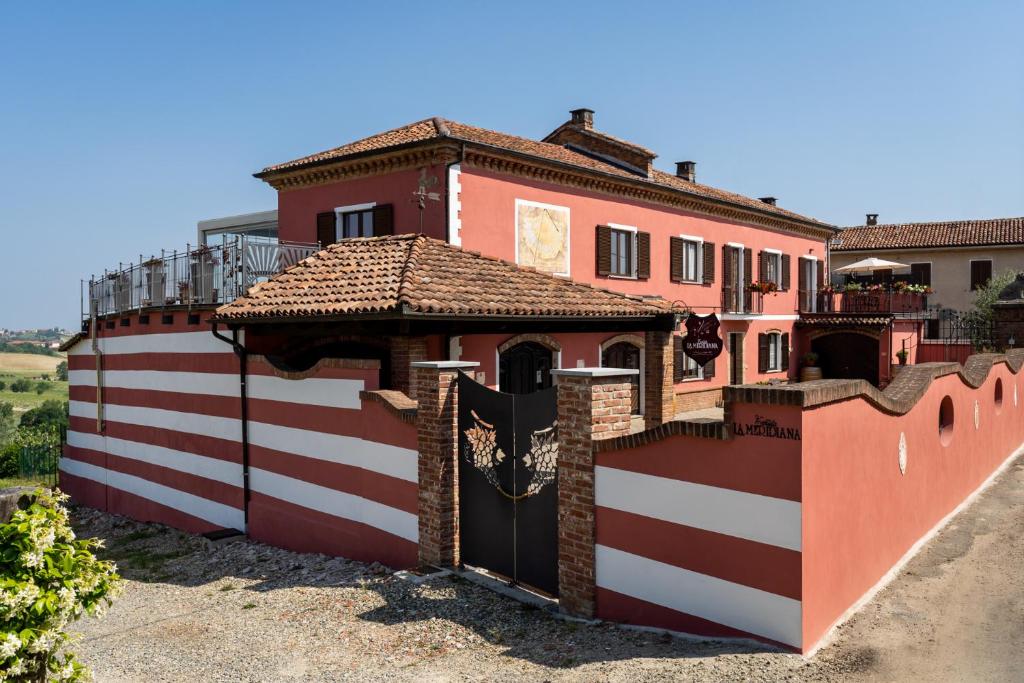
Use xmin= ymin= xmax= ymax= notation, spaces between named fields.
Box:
xmin=69 ymin=452 xmax=1024 ymax=682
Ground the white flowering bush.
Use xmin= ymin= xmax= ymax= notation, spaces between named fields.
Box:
xmin=1 ymin=489 xmax=120 ymax=681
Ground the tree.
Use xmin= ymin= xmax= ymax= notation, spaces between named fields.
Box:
xmin=964 ymin=269 xmax=1019 ymax=350
xmin=19 ymin=400 xmax=68 ymax=430
xmin=55 ymin=360 xmax=68 ymax=382
xmin=10 ymin=378 xmax=31 ymax=393
xmin=0 ymin=402 xmax=15 ymax=445
xmin=0 ymin=380 xmax=6 ymax=391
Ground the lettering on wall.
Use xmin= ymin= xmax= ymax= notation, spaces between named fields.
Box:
xmin=733 ymin=414 xmax=802 ymax=441
xmin=683 ymin=313 xmax=724 ymax=365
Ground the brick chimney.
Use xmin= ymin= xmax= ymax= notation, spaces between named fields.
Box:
xmin=758 ymin=197 xmax=777 ymax=206
xmin=866 ymin=213 xmax=878 ymax=226
xmin=676 ymin=161 xmax=696 ymax=182
xmin=570 ymin=108 xmax=594 ymax=129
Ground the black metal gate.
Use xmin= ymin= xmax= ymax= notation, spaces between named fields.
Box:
xmin=457 ymin=372 xmax=559 ymax=595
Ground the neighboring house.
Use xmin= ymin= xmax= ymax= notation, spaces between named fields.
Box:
xmin=831 ymin=215 xmax=1024 ymax=313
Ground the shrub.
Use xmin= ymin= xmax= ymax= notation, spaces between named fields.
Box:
xmin=9 ymin=379 xmax=31 ymax=394
xmin=0 ymin=381 xmax=6 ymax=391
xmin=19 ymin=402 xmax=68 ymax=431
xmin=55 ymin=363 xmax=68 ymax=383
xmin=0 ymin=489 xmax=121 ymax=681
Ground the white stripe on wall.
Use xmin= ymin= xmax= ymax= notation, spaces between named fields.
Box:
xmin=67 ymin=430 xmax=243 ymax=486
xmin=68 ymin=401 xmax=418 ymax=484
xmin=247 ymin=421 xmax=417 ymax=483
xmin=59 ymin=458 xmax=244 ymax=530
xmin=595 ymin=466 xmax=802 ymax=552
xmin=69 ymin=370 xmax=363 ymax=409
xmin=596 ymin=544 xmax=802 ymax=648
xmin=249 ymin=468 xmax=418 ymax=542
xmin=68 ymin=330 xmax=236 ymax=356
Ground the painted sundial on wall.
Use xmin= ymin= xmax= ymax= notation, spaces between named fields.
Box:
xmin=516 ymin=200 xmax=570 ymax=276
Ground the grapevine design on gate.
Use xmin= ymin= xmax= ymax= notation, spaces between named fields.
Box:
xmin=463 ymin=410 xmax=558 ymax=500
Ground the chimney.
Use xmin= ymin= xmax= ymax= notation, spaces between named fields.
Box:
xmin=866 ymin=213 xmax=878 ymax=226
xmin=675 ymin=161 xmax=696 ymax=182
xmin=570 ymin=108 xmax=594 ymax=129
xmin=758 ymin=197 xmax=777 ymax=206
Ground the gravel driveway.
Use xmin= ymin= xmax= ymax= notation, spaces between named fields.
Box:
xmin=70 ymin=453 xmax=1024 ymax=682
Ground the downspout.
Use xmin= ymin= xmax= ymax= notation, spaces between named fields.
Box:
xmin=212 ymin=322 xmax=250 ymax=531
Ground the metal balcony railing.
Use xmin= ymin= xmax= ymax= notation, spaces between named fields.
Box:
xmin=84 ymin=235 xmax=319 ymax=319
xmin=721 ymin=287 xmax=764 ymax=315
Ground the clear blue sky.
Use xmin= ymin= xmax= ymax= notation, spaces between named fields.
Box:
xmin=1 ymin=1 xmax=1021 ymax=329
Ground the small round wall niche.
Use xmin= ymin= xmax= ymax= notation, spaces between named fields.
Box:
xmin=898 ymin=432 xmax=908 ymax=475
xmin=974 ymin=400 xmax=980 ymax=430
xmin=939 ymin=396 xmax=955 ymax=447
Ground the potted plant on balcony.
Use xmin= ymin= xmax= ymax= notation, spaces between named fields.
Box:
xmin=896 ymin=348 xmax=910 ymax=366
xmin=749 ymin=280 xmax=779 ymax=296
xmin=177 ymin=279 xmax=191 ymax=304
xmin=800 ymin=351 xmax=822 ymax=382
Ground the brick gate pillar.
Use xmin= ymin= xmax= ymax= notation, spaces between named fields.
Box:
xmin=644 ymin=329 xmax=675 ymax=429
xmin=552 ymin=367 xmax=637 ymax=617
xmin=412 ymin=360 xmax=479 ymax=568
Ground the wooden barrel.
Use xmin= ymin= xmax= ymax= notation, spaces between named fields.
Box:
xmin=800 ymin=366 xmax=823 ymax=382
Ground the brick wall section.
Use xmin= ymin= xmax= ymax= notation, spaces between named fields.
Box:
xmin=644 ymin=330 xmax=675 ymax=429
xmin=674 ymin=386 xmax=723 ymax=414
xmin=392 ymin=336 xmax=428 ymax=395
xmin=553 ymin=369 xmax=636 ymax=617
xmin=412 ymin=361 xmax=478 ymax=567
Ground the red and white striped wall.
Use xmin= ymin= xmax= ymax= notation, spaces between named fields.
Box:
xmin=62 ymin=314 xmax=419 ymax=567
xmin=593 ymin=405 xmax=805 ymax=651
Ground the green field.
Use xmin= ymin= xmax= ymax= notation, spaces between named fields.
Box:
xmin=0 ymin=352 xmax=69 ymax=415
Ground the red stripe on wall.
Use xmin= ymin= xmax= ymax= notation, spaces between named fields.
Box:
xmin=71 ymin=386 xmax=240 ymax=419
xmin=68 ymin=416 xmax=241 ymax=464
xmin=596 ymin=587 xmax=797 ymax=652
xmin=69 ymin=352 xmax=237 ymax=374
xmin=249 ymin=445 xmax=417 ymax=515
xmin=247 ymin=491 xmax=417 ymax=569
xmin=64 ymin=444 xmax=243 ymax=510
xmin=59 ymin=470 xmax=225 ymax=535
xmin=248 ymin=400 xmax=367 ymax=439
xmin=87 ymin=311 xmax=217 ymax=337
xmin=596 ymin=507 xmax=801 ymax=600
xmin=597 ymin=444 xmax=801 ymax=502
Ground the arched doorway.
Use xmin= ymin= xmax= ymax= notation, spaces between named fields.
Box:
xmin=811 ymin=332 xmax=880 ymax=386
xmin=499 ymin=342 xmax=554 ymax=394
xmin=601 ymin=341 xmax=642 ymax=414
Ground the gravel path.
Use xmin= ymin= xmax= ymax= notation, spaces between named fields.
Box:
xmin=69 ymin=453 xmax=1024 ymax=682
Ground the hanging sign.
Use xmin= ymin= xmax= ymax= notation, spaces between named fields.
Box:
xmin=683 ymin=312 xmax=724 ymax=365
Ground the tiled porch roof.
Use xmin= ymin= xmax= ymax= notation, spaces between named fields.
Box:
xmin=214 ymin=234 xmax=676 ymax=322
xmin=795 ymin=313 xmax=894 ymax=328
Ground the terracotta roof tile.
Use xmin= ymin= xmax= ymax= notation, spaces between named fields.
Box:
xmin=258 ymin=117 xmax=828 ymax=227
xmin=833 ymin=217 xmax=1024 ymax=251
xmin=215 ymin=234 xmax=675 ymax=321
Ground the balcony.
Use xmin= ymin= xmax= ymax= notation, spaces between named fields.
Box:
xmin=721 ymin=286 xmax=764 ymax=315
xmin=85 ymin=236 xmax=319 ymax=319
xmin=803 ymin=289 xmax=929 ymax=315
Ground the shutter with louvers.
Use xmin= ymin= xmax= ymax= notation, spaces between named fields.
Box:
xmin=596 ymin=225 xmax=612 ymax=276
xmin=759 ymin=251 xmax=768 ymax=282
xmin=702 ymin=242 xmax=715 ymax=284
xmin=372 ymin=204 xmax=394 ymax=236
xmin=798 ymin=257 xmax=808 ymax=293
xmin=722 ymin=245 xmax=732 ymax=286
xmin=669 ymin=237 xmax=684 ymax=282
xmin=781 ymin=333 xmax=790 ymax=372
xmin=702 ymin=356 xmax=716 ymax=378
xmin=636 ymin=231 xmax=651 ymax=279
xmin=316 ymin=212 xmax=336 ymax=248
xmin=816 ymin=260 xmax=826 ymax=290
xmin=757 ymin=333 xmax=769 ymax=373
xmin=781 ymin=254 xmax=791 ymax=291
xmin=743 ymin=248 xmax=753 ymax=287
xmin=673 ymin=336 xmax=685 ymax=383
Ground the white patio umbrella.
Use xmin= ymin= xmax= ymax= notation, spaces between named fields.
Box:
xmin=834 ymin=257 xmax=911 ymax=274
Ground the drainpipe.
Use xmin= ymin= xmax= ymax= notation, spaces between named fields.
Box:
xmin=212 ymin=323 xmax=250 ymax=530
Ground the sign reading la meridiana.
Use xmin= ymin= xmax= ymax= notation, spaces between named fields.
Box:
xmin=682 ymin=313 xmax=724 ymax=365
